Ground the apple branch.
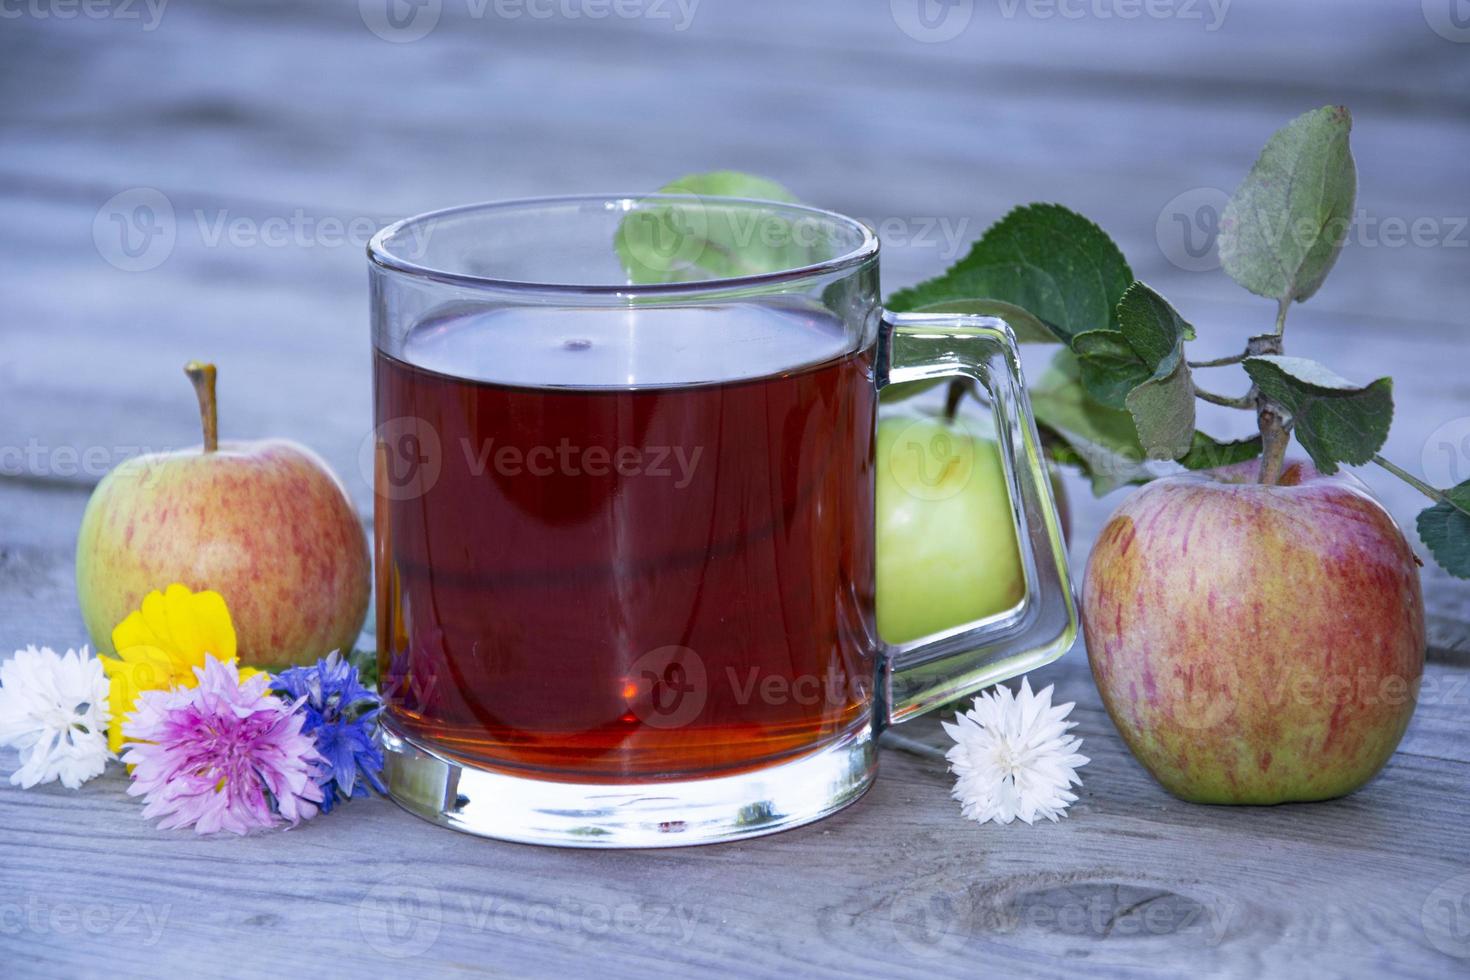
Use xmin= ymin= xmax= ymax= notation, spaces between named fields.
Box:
xmin=1373 ymin=454 xmax=1470 ymax=518
xmin=1187 ymin=352 xmax=1248 ymax=369
xmin=1253 ymin=308 xmax=1291 ymax=483
xmin=184 ymin=361 xmax=219 ymax=453
xmin=1193 ymin=384 xmax=1255 ymax=410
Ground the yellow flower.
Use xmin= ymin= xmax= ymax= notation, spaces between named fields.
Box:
xmin=100 ymin=584 xmax=260 ymax=753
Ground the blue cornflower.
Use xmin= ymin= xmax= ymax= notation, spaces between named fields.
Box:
xmin=270 ymin=652 xmax=385 ymax=814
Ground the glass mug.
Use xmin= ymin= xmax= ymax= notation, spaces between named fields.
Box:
xmin=367 ymin=195 xmax=1075 ymax=847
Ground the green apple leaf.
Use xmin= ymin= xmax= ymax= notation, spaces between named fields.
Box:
xmin=1115 ymin=282 xmax=1196 ymax=459
xmin=1124 ymin=348 xmax=1195 ymax=460
xmin=1219 ymin=106 xmax=1357 ymax=304
xmin=1243 ymin=355 xmax=1392 ymax=474
xmin=1070 ymin=282 xmax=1195 ymax=459
xmin=1071 ymin=330 xmax=1153 ymax=409
xmin=1071 ymin=282 xmax=1195 ymax=410
xmin=1179 ymin=431 xmax=1264 ymax=471
xmin=615 ymin=171 xmax=805 ymax=284
xmin=1115 ymin=278 xmax=1195 ymax=365
xmin=886 ymin=204 xmax=1132 ymax=344
xmin=1031 ymin=350 xmax=1152 ymax=495
xmin=1417 ymin=481 xmax=1470 ymax=579
xmin=657 ymin=171 xmax=798 ymax=202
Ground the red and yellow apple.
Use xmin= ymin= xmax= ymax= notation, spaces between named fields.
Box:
xmin=1083 ymin=459 xmax=1424 ymax=804
xmin=76 ymin=363 xmax=370 ymax=669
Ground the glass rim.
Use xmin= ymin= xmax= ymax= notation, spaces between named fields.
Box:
xmin=367 ymin=194 xmax=881 ymax=295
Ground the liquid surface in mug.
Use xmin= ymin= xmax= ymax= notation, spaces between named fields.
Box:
xmin=375 ymin=303 xmax=877 ymax=780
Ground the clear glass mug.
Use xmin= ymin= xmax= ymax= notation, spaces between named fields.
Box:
xmin=367 ymin=195 xmax=1075 ymax=847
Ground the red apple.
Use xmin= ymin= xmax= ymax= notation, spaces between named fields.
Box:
xmin=1083 ymin=459 xmax=1424 ymax=804
xmin=76 ymin=363 xmax=370 ymax=669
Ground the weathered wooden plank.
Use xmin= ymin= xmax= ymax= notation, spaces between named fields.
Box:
xmin=1 ymin=669 xmax=1466 ymax=978
xmin=0 ymin=477 xmax=1466 ymax=977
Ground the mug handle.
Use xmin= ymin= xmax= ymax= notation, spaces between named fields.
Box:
xmin=877 ymin=311 xmax=1078 ymax=725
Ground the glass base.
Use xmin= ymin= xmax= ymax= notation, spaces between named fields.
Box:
xmin=378 ymin=721 xmax=878 ymax=848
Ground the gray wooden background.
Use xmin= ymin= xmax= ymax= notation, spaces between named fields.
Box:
xmin=2 ymin=1 xmax=1468 ymax=976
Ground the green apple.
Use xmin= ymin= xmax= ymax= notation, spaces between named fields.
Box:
xmin=75 ymin=363 xmax=370 ymax=669
xmin=876 ymin=411 xmax=1030 ymax=644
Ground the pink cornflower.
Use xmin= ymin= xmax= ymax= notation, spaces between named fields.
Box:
xmin=121 ymin=656 xmax=323 ymax=835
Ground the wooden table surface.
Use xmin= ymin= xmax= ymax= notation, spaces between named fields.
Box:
xmin=2 ymin=1 xmax=1468 ymax=976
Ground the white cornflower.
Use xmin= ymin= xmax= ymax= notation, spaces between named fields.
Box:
xmin=942 ymin=677 xmax=1088 ymax=826
xmin=0 ymin=646 xmax=111 ymax=789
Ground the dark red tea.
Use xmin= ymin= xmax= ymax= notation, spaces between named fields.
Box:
xmin=374 ymin=303 xmax=877 ymax=781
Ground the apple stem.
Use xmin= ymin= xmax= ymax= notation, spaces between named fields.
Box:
xmin=1187 ymin=352 xmax=1248 ymax=369
xmin=943 ymin=379 xmax=968 ymax=422
xmin=184 ymin=361 xmax=219 ymax=453
xmin=1251 ymin=312 xmax=1290 ymax=484
xmin=1193 ymin=384 xmax=1255 ymax=410
xmin=1372 ymin=454 xmax=1470 ymax=517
